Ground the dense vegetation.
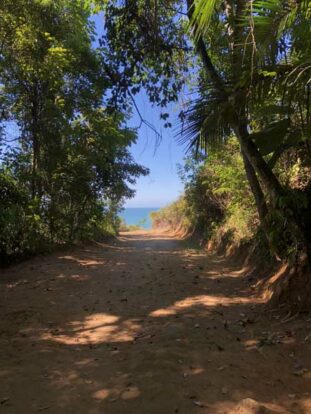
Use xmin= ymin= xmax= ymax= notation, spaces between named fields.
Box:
xmin=0 ymin=0 xmax=148 ymax=265
xmin=101 ymin=0 xmax=311 ymax=265
xmin=151 ymin=139 xmax=257 ymax=245
xmin=152 ymin=137 xmax=310 ymax=264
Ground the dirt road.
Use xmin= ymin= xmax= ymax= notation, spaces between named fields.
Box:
xmin=0 ymin=231 xmax=310 ymax=413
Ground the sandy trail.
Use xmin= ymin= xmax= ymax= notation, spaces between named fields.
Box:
xmin=0 ymin=231 xmax=310 ymax=414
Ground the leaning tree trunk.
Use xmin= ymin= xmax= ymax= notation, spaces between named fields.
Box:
xmin=186 ymin=0 xmax=310 ymax=309
xmin=234 ymin=121 xmax=284 ymax=206
xmin=241 ymin=150 xmax=268 ymax=224
xmin=187 ymin=0 xmax=284 ymax=210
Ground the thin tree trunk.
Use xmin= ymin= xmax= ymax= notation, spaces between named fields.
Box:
xmin=31 ymin=82 xmax=40 ymax=199
xmin=241 ymin=150 xmax=268 ymax=223
xmin=187 ymin=0 xmax=284 ymax=207
xmin=234 ymin=121 xmax=284 ymax=206
xmin=185 ymin=0 xmax=310 ymax=269
xmin=186 ymin=0 xmax=308 ymax=260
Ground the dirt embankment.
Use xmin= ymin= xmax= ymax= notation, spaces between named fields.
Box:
xmin=0 ymin=231 xmax=310 ymax=413
xmin=159 ymin=222 xmax=311 ymax=312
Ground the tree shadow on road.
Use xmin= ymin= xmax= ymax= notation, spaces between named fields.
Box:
xmin=0 ymin=232 xmax=310 ymax=413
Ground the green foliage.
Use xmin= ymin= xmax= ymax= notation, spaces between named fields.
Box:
xmin=97 ymin=0 xmax=190 ymax=114
xmin=154 ymin=137 xmax=311 ymax=260
xmin=0 ymin=0 xmax=148 ymax=265
xmin=100 ymin=0 xmax=311 ymax=261
xmin=118 ymin=216 xmax=147 ymax=232
xmin=152 ymin=139 xmax=257 ymax=243
xmin=151 ymin=197 xmax=192 ymax=231
xmin=0 ymin=170 xmax=47 ymax=265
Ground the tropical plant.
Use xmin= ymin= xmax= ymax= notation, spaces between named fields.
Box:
xmin=0 ymin=0 xmax=148 ymax=264
xmin=99 ymin=0 xmax=311 ymax=260
xmin=152 ymin=139 xmax=258 ymax=243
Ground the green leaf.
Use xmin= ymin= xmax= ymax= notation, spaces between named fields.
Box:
xmin=250 ymin=119 xmax=290 ymax=155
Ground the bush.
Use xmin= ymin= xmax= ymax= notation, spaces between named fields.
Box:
xmin=151 ymin=138 xmax=258 ymax=245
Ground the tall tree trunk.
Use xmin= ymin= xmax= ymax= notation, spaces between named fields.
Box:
xmin=31 ymin=82 xmax=40 ymax=199
xmin=187 ymin=0 xmax=284 ymax=208
xmin=234 ymin=120 xmax=284 ymax=206
xmin=241 ymin=150 xmax=268 ymax=223
xmin=186 ymin=0 xmax=308 ymax=260
xmin=224 ymin=0 xmax=270 ymax=233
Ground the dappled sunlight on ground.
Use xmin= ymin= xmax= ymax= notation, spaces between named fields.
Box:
xmin=41 ymin=313 xmax=141 ymax=345
xmin=204 ymin=399 xmax=288 ymax=414
xmin=59 ymin=255 xmax=108 ymax=267
xmin=92 ymin=386 xmax=141 ymax=402
xmin=59 ymin=254 xmax=127 ymax=268
xmin=150 ymin=294 xmax=263 ymax=318
xmin=55 ymin=273 xmax=92 ymax=281
xmin=1 ymin=231 xmax=310 ymax=413
xmin=300 ymin=397 xmax=311 ymax=411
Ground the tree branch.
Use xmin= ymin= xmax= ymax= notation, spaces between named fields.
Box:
xmin=103 ymin=63 xmax=162 ymax=147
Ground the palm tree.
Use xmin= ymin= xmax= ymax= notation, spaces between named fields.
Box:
xmin=183 ymin=0 xmax=311 ymax=256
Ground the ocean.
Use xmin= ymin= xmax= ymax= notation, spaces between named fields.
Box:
xmin=120 ymin=207 xmax=160 ymax=230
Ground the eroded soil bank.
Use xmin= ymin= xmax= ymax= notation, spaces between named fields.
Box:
xmin=0 ymin=231 xmax=310 ymax=413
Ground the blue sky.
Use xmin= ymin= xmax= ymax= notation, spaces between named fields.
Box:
xmin=125 ymin=96 xmax=185 ymax=208
xmin=92 ymin=13 xmax=185 ymax=208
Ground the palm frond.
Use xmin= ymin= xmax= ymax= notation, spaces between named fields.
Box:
xmin=242 ymin=0 xmax=311 ymax=52
xmin=178 ymin=91 xmax=231 ymax=153
xmin=187 ymin=0 xmax=221 ymax=40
